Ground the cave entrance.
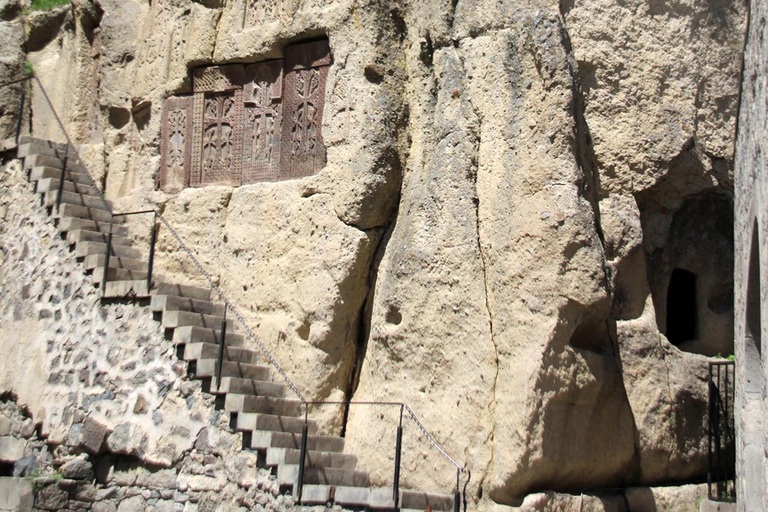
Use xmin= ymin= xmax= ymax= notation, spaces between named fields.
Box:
xmin=666 ymin=268 xmax=697 ymax=345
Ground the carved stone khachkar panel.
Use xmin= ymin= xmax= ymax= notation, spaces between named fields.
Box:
xmin=191 ymin=66 xmax=246 ymax=186
xmin=242 ymin=60 xmax=283 ymax=184
xmin=159 ymin=96 xmax=193 ymax=191
xmin=246 ymin=0 xmax=283 ymax=27
xmin=280 ymin=39 xmax=331 ymax=180
xmin=159 ymin=40 xmax=330 ymax=190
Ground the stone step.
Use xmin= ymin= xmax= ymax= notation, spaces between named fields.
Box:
xmin=296 ymin=485 xmax=396 ymax=508
xmin=23 ymin=153 xmax=64 ymax=170
xmin=151 ymin=294 xmax=226 ymax=317
xmin=172 ymin=325 xmax=245 ymax=348
xmin=44 ymin=190 xmax=110 ymax=211
xmin=225 ymin=394 xmax=303 ymax=418
xmin=234 ymin=413 xmax=318 ymax=436
xmin=266 ymin=446 xmax=358 ymax=470
xmin=102 ymin=279 xmax=152 ymax=299
xmin=18 ymin=141 xmax=69 ymax=159
xmin=154 ymin=283 xmax=212 ymax=302
xmin=182 ymin=342 xmax=260 ymax=365
xmin=75 ymin=240 xmax=141 ymax=260
xmin=19 ymin=136 xmax=68 ymax=151
xmin=92 ymin=267 xmax=154 ymax=286
xmin=401 ymin=490 xmax=456 ymax=511
xmin=193 ymin=359 xmax=270 ymax=381
xmin=251 ymin=430 xmax=344 ymax=452
xmin=23 ymin=153 xmax=84 ymax=172
xmin=53 ymin=202 xmax=116 ymax=223
xmin=279 ymin=464 xmax=370 ymax=488
xmin=161 ymin=310 xmax=235 ymax=330
xmin=207 ymin=376 xmax=286 ymax=397
xmin=29 ymin=166 xmax=94 ymax=186
xmin=350 ymin=487 xmax=396 ymax=509
xmin=37 ymin=177 xmax=102 ymax=198
xmin=67 ymin=228 xmax=133 ymax=248
xmin=59 ymin=217 xmax=129 ymax=237
xmin=84 ymin=253 xmax=147 ymax=272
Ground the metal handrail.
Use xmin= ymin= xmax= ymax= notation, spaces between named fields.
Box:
xmin=2 ymin=73 xmax=468 ymax=504
xmin=300 ymin=400 xmax=464 ymax=510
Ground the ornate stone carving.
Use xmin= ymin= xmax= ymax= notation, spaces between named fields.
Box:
xmin=134 ymin=0 xmax=174 ymax=93
xmin=280 ymin=40 xmax=330 ymax=180
xmin=191 ymin=66 xmax=247 ymax=186
xmin=159 ymin=96 xmax=193 ymax=191
xmin=242 ymin=60 xmax=284 ymax=183
xmin=246 ymin=0 xmax=283 ymax=26
xmin=170 ymin=41 xmax=330 ymax=189
xmin=329 ymin=76 xmax=353 ymax=143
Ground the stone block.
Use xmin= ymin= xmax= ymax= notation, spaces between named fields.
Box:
xmin=117 ymin=495 xmax=147 ymax=512
xmin=79 ymin=417 xmax=110 ymax=454
xmin=34 ymin=483 xmax=69 ymax=511
xmin=0 ymin=417 xmax=11 ymax=437
xmin=0 ymin=437 xmax=25 ymax=462
xmin=699 ymin=500 xmax=736 ymax=512
xmin=60 ymin=456 xmax=94 ymax=480
xmin=0 ymin=477 xmax=33 ymax=511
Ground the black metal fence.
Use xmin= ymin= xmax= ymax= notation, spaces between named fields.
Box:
xmin=708 ymin=360 xmax=736 ymax=502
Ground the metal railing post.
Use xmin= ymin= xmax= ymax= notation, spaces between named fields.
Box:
xmin=454 ymin=468 xmax=461 ymax=512
xmin=147 ymin=212 xmax=157 ymax=292
xmin=101 ymin=222 xmax=114 ymax=293
xmin=15 ymin=85 xmax=25 ymax=146
xmin=296 ymin=406 xmax=309 ymax=503
xmin=56 ymin=143 xmax=69 ymax=212
xmin=394 ymin=404 xmax=403 ymax=509
xmin=216 ymin=304 xmax=227 ymax=391
xmin=707 ymin=363 xmax=713 ymax=500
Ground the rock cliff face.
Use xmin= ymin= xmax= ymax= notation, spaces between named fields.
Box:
xmin=0 ymin=0 xmax=746 ymax=508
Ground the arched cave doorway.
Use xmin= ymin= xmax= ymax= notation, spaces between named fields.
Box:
xmin=666 ymin=268 xmax=698 ymax=345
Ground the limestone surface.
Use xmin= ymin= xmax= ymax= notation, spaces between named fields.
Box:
xmin=0 ymin=0 xmax=747 ymax=508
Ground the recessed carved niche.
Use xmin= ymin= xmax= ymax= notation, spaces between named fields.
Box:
xmin=159 ymin=39 xmax=330 ymax=190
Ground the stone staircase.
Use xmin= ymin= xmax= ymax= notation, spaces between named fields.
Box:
xmin=13 ymin=136 xmax=457 ymax=512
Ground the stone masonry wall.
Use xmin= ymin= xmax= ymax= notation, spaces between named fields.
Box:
xmin=734 ymin=0 xmax=768 ymax=510
xmin=0 ymin=158 xmax=326 ymax=512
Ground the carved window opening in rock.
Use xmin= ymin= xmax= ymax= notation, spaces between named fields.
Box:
xmin=158 ymin=39 xmax=330 ymax=190
xmin=745 ymin=220 xmax=763 ymax=393
xmin=666 ymin=268 xmax=698 ymax=345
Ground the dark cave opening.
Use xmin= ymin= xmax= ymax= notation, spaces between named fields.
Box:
xmin=666 ymin=268 xmax=698 ymax=345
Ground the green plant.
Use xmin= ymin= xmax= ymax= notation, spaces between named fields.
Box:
xmin=24 ymin=61 xmax=33 ymax=77
xmin=27 ymin=0 xmax=70 ymax=12
xmin=25 ymin=468 xmax=62 ymax=494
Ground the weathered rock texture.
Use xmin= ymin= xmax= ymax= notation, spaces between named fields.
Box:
xmin=0 ymin=0 xmax=747 ymax=508
xmin=734 ymin=0 xmax=768 ymax=511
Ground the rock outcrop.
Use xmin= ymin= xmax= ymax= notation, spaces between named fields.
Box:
xmin=0 ymin=0 xmax=747 ymax=508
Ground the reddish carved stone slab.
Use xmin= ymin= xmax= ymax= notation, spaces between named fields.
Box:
xmin=159 ymin=95 xmax=193 ymax=191
xmin=242 ymin=60 xmax=284 ymax=183
xmin=191 ymin=66 xmax=247 ymax=186
xmin=280 ymin=39 xmax=330 ymax=180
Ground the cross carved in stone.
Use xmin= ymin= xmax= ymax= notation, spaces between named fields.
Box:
xmin=242 ymin=60 xmax=283 ymax=184
xmin=201 ymin=93 xmax=237 ymax=183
